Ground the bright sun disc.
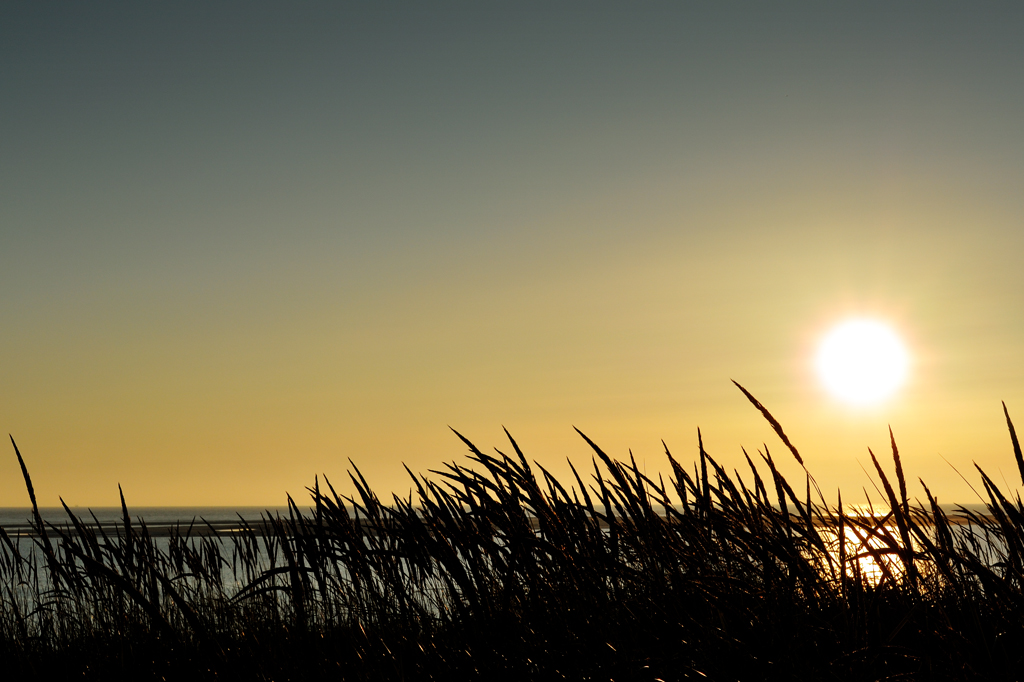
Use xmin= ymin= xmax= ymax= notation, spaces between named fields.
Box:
xmin=815 ymin=319 xmax=909 ymax=405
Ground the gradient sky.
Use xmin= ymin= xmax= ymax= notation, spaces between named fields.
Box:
xmin=3 ymin=2 xmax=1024 ymax=506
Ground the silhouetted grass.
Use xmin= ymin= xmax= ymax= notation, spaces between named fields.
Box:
xmin=3 ymin=385 xmax=1024 ymax=680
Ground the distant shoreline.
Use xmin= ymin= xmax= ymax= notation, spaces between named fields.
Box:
xmin=0 ymin=505 xmax=996 ymax=537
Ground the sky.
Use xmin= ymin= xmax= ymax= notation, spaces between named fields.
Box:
xmin=3 ymin=2 xmax=1024 ymax=507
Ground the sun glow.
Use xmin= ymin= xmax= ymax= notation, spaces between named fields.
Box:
xmin=815 ymin=319 xmax=909 ymax=405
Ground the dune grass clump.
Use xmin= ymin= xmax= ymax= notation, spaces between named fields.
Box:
xmin=2 ymin=386 xmax=1024 ymax=679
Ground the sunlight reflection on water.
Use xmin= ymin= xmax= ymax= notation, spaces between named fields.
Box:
xmin=823 ymin=522 xmax=908 ymax=587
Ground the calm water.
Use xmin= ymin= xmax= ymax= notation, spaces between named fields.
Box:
xmin=0 ymin=503 xmax=994 ymax=529
xmin=0 ymin=503 xmax=1008 ymax=597
xmin=0 ymin=506 xmax=291 ymax=533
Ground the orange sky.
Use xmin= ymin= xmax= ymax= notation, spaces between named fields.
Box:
xmin=3 ymin=3 xmax=1024 ymax=507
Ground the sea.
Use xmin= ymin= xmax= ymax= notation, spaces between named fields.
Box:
xmin=0 ymin=503 xmax=1004 ymax=590
xmin=0 ymin=502 xmax=995 ymax=534
xmin=0 ymin=506 xmax=291 ymax=536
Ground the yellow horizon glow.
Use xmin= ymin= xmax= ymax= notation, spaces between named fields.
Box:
xmin=3 ymin=5 xmax=1024 ymax=508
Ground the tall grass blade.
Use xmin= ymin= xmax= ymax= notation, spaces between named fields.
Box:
xmin=1003 ymin=401 xmax=1024 ymax=486
xmin=732 ymin=380 xmax=804 ymax=466
xmin=889 ymin=426 xmax=908 ymax=513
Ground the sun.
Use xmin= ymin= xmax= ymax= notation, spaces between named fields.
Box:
xmin=815 ymin=319 xmax=909 ymax=405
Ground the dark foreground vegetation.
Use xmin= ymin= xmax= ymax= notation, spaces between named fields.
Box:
xmin=5 ymin=385 xmax=1024 ymax=681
